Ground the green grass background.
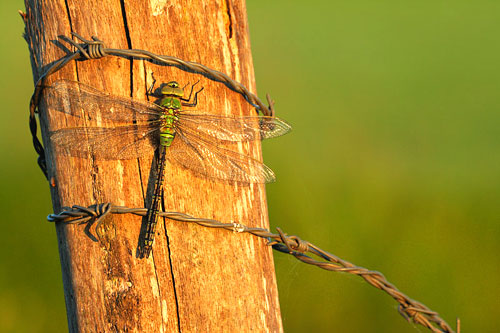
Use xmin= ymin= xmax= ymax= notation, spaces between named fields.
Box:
xmin=1 ymin=1 xmax=499 ymax=332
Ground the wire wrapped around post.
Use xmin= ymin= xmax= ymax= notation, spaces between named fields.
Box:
xmin=48 ymin=203 xmax=456 ymax=333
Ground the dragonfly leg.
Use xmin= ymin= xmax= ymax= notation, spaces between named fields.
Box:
xmin=182 ymin=86 xmax=204 ymax=107
xmin=181 ymin=80 xmax=204 ymax=107
xmin=181 ymin=79 xmax=199 ymax=101
xmin=146 ymin=72 xmax=158 ymax=97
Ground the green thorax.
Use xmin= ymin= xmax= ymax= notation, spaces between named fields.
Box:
xmin=158 ymin=81 xmax=183 ymax=147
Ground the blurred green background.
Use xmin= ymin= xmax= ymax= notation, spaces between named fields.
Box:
xmin=1 ymin=0 xmax=499 ymax=332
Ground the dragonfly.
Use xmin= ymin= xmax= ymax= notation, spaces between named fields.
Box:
xmin=44 ymin=79 xmax=291 ymax=258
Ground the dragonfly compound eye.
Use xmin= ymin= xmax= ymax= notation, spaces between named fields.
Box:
xmin=161 ymin=81 xmax=183 ymax=97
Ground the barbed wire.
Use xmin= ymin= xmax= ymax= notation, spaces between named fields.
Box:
xmin=28 ymin=32 xmax=275 ymax=179
xmin=48 ymin=203 xmax=457 ymax=333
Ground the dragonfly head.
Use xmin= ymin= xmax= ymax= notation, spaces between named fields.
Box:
xmin=161 ymin=81 xmax=184 ymax=98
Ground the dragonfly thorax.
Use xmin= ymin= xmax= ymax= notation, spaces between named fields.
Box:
xmin=159 ymin=96 xmax=182 ymax=109
xmin=158 ymin=82 xmax=183 ymax=147
xmin=159 ymin=109 xmax=178 ymax=147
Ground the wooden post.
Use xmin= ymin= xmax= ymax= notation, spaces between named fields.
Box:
xmin=23 ymin=0 xmax=283 ymax=331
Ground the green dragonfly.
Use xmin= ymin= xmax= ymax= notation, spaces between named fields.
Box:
xmin=44 ymin=79 xmax=291 ymax=258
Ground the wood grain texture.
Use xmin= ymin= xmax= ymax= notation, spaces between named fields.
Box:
xmin=24 ymin=0 xmax=283 ymax=331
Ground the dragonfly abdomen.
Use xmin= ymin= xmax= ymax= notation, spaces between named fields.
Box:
xmin=141 ymin=147 xmax=167 ymax=258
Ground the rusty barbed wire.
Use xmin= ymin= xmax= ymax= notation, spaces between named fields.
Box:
xmin=28 ymin=32 xmax=276 ymax=179
xmin=48 ymin=203 xmax=457 ymax=333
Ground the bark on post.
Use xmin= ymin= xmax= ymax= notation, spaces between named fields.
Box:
xmin=23 ymin=0 xmax=283 ymax=331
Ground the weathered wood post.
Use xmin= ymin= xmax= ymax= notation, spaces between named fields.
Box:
xmin=23 ymin=0 xmax=283 ymax=331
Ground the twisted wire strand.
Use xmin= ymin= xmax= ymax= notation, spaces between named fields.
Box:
xmin=48 ymin=203 xmax=456 ymax=333
xmin=29 ymin=32 xmax=275 ymax=178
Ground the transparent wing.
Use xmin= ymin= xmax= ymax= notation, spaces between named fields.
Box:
xmin=178 ymin=114 xmax=291 ymax=142
xmin=43 ymin=80 xmax=163 ymax=123
xmin=50 ymin=122 xmax=160 ymax=160
xmin=168 ymin=126 xmax=276 ymax=184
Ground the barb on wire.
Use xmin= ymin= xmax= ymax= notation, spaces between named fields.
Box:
xmin=28 ymin=32 xmax=276 ymax=179
xmin=48 ymin=203 xmax=456 ymax=333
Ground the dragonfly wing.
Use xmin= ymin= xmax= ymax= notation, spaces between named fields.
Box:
xmin=43 ymin=80 xmax=163 ymax=123
xmin=178 ymin=114 xmax=291 ymax=142
xmin=50 ymin=123 xmax=160 ymax=160
xmin=168 ymin=128 xmax=276 ymax=183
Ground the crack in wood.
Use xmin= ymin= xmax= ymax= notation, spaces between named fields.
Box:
xmin=222 ymin=0 xmax=234 ymax=39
